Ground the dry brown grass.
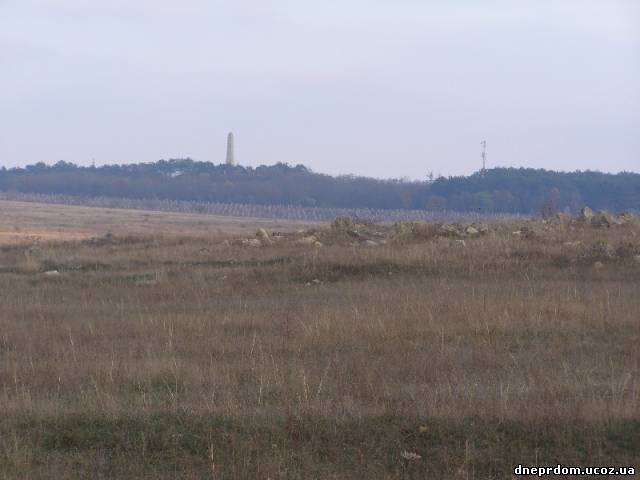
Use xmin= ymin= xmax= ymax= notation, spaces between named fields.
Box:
xmin=0 ymin=200 xmax=317 ymax=244
xmin=0 ymin=206 xmax=639 ymax=478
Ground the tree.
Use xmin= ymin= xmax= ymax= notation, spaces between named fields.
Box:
xmin=540 ymin=188 xmax=561 ymax=219
xmin=425 ymin=195 xmax=447 ymax=211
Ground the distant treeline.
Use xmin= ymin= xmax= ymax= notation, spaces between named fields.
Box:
xmin=0 ymin=160 xmax=638 ymax=213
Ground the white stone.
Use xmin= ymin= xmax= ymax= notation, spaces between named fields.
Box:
xmin=296 ymin=236 xmax=318 ymax=245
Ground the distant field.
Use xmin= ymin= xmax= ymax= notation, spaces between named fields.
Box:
xmin=0 ymin=200 xmax=316 ymax=244
xmin=0 ymin=204 xmax=639 ymax=478
xmin=0 ymin=191 xmax=522 ymax=223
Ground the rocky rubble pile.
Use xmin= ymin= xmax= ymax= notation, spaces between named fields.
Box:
xmin=226 ymin=209 xmax=637 ymax=249
xmin=576 ymin=207 xmax=634 ymax=228
xmin=226 ymin=217 xmax=493 ymax=248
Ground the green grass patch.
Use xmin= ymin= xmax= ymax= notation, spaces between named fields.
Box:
xmin=2 ymin=414 xmax=638 ymax=479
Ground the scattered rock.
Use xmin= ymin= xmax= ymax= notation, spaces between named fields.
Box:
xmin=242 ymin=238 xmax=262 ymax=247
xmin=563 ymin=241 xmax=583 ymax=248
xmin=227 ymin=212 xmax=633 ymax=251
xmin=296 ymin=235 xmax=318 ymax=246
xmin=311 ymin=278 xmax=322 ymax=284
xmin=594 ymin=261 xmax=604 ymax=269
xmin=454 ymin=239 xmax=466 ymax=247
xmin=617 ymin=212 xmax=635 ymax=224
xmin=580 ymin=206 xmax=594 ymax=221
xmin=401 ymin=451 xmax=422 ymax=461
xmin=634 ymin=255 xmax=640 ymax=264
xmin=590 ymin=211 xmax=617 ymax=228
xmin=43 ymin=270 xmax=61 ymax=277
xmin=256 ymin=228 xmax=273 ymax=245
xmin=346 ymin=229 xmax=365 ymax=239
xmin=439 ymin=224 xmax=459 ymax=237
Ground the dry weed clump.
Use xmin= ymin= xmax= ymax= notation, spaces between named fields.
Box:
xmin=0 ymin=211 xmax=639 ymax=478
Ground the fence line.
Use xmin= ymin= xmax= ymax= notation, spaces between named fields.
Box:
xmin=0 ymin=191 xmax=524 ymax=223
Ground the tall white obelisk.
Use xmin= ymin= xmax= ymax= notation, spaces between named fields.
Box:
xmin=225 ymin=132 xmax=235 ymax=166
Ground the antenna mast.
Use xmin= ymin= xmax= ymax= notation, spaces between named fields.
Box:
xmin=480 ymin=140 xmax=487 ymax=174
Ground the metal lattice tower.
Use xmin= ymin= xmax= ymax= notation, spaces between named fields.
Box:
xmin=480 ymin=140 xmax=487 ymax=173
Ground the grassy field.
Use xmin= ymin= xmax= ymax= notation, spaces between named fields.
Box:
xmin=0 ymin=200 xmax=316 ymax=244
xmin=0 ymin=203 xmax=639 ymax=478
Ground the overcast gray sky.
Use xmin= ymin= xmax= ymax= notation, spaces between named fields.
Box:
xmin=1 ymin=0 xmax=638 ymax=179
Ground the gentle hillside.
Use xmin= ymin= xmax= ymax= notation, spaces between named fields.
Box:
xmin=1 ymin=160 xmax=638 ymax=214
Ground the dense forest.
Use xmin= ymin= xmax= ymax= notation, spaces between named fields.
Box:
xmin=0 ymin=159 xmax=638 ymax=214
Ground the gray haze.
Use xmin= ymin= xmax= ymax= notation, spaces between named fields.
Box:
xmin=1 ymin=0 xmax=638 ymax=179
